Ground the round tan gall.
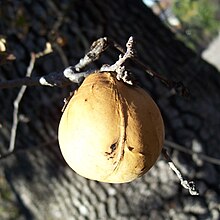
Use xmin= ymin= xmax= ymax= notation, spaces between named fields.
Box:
xmin=58 ymin=71 xmax=164 ymax=183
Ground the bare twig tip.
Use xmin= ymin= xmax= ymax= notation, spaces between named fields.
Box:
xmin=163 ymin=149 xmax=199 ymax=196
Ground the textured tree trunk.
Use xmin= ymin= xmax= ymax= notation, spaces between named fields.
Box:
xmin=1 ymin=0 xmax=220 ymax=219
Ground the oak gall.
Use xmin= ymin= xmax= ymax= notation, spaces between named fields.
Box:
xmin=58 ymin=71 xmax=164 ymax=183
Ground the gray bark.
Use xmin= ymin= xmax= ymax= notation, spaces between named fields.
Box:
xmin=0 ymin=0 xmax=220 ymax=219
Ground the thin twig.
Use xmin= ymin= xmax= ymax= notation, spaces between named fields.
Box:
xmin=47 ymin=0 xmax=68 ymax=66
xmin=8 ymin=53 xmax=36 ymax=153
xmin=0 ymin=37 xmax=189 ymax=97
xmin=100 ymin=36 xmax=134 ymax=85
xmin=162 ymin=148 xmax=199 ymax=196
xmin=164 ymin=139 xmax=220 ymax=166
xmin=108 ymin=38 xmax=189 ymax=97
xmin=0 ymin=38 xmax=109 ymax=90
xmin=0 ymin=138 xmax=58 ymax=160
xmin=53 ymin=43 xmax=69 ymax=67
xmin=0 ymin=76 xmax=42 ymax=88
xmin=0 ymin=70 xmax=92 ymax=89
xmin=74 ymin=37 xmax=109 ymax=72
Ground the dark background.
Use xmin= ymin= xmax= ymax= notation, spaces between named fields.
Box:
xmin=0 ymin=0 xmax=220 ymax=219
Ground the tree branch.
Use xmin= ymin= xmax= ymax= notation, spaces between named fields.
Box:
xmin=74 ymin=37 xmax=109 ymax=71
xmin=1 ymin=44 xmax=53 ymax=159
xmin=162 ymin=148 xmax=199 ymax=196
xmin=0 ymin=38 xmax=109 ymax=89
xmin=108 ymin=38 xmax=190 ymax=97
xmin=0 ymin=70 xmax=91 ymax=89
xmin=0 ymin=37 xmax=189 ymax=97
xmin=7 ymin=53 xmax=36 ymax=155
xmin=100 ymin=36 xmax=135 ymax=85
xmin=164 ymin=139 xmax=220 ymax=166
